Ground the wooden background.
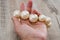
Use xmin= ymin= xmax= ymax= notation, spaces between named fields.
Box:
xmin=0 ymin=0 xmax=60 ymax=40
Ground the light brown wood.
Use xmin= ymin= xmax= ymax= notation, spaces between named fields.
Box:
xmin=0 ymin=0 xmax=60 ymax=40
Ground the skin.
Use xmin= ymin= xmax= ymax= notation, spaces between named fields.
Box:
xmin=12 ymin=0 xmax=47 ymax=40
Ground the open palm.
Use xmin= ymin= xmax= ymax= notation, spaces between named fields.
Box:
xmin=12 ymin=0 xmax=47 ymax=40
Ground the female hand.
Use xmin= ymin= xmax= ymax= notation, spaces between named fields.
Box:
xmin=12 ymin=0 xmax=47 ymax=40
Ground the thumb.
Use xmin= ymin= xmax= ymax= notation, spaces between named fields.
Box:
xmin=12 ymin=17 xmax=21 ymax=27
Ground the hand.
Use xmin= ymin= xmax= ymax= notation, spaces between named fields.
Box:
xmin=12 ymin=0 xmax=47 ymax=40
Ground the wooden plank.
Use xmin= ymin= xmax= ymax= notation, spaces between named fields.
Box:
xmin=0 ymin=0 xmax=17 ymax=40
xmin=43 ymin=0 xmax=60 ymax=15
xmin=56 ymin=15 xmax=60 ymax=28
xmin=47 ymin=14 xmax=60 ymax=40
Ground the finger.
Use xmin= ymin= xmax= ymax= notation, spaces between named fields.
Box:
xmin=12 ymin=17 xmax=22 ymax=27
xmin=31 ymin=10 xmax=41 ymax=16
xmin=27 ymin=0 xmax=32 ymax=13
xmin=20 ymin=2 xmax=25 ymax=11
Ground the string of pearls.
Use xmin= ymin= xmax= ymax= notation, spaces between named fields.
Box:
xmin=13 ymin=10 xmax=52 ymax=28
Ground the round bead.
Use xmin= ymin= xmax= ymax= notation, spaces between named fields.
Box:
xmin=39 ymin=15 xmax=47 ymax=21
xmin=20 ymin=10 xmax=29 ymax=19
xmin=45 ymin=17 xmax=51 ymax=24
xmin=29 ymin=14 xmax=38 ymax=22
xmin=47 ymin=22 xmax=52 ymax=27
xmin=13 ymin=10 xmax=20 ymax=17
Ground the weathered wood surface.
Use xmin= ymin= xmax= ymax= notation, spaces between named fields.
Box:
xmin=0 ymin=0 xmax=60 ymax=40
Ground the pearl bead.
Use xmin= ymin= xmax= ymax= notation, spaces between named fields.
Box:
xmin=47 ymin=22 xmax=52 ymax=27
xmin=21 ymin=10 xmax=29 ymax=19
xmin=45 ymin=17 xmax=51 ymax=24
xmin=13 ymin=10 xmax=20 ymax=17
xmin=29 ymin=14 xmax=38 ymax=22
xmin=39 ymin=15 xmax=47 ymax=21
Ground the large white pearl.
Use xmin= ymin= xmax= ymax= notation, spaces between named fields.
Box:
xmin=20 ymin=10 xmax=29 ymax=19
xmin=13 ymin=10 xmax=20 ymax=17
xmin=39 ymin=15 xmax=47 ymax=21
xmin=29 ymin=14 xmax=38 ymax=22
